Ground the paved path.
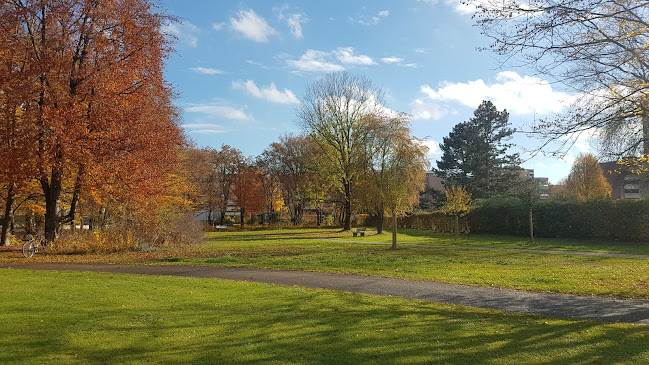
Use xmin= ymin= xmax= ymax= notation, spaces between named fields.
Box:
xmin=318 ymin=239 xmax=649 ymax=259
xmin=3 ymin=262 xmax=649 ymax=325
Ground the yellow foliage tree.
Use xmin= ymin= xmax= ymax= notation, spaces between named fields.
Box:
xmin=564 ymin=154 xmax=612 ymax=200
xmin=442 ymin=185 xmax=471 ymax=240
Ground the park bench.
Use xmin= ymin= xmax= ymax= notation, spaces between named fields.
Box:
xmin=353 ymin=227 xmax=366 ymax=237
xmin=215 ymin=225 xmax=228 ymax=232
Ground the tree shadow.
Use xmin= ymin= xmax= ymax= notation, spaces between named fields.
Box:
xmin=3 ymin=272 xmax=649 ymax=364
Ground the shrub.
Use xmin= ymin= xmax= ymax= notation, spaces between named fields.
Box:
xmin=393 ymin=198 xmax=649 ymax=243
xmin=396 ymin=212 xmax=468 ymax=234
xmin=53 ymin=227 xmax=138 ymax=254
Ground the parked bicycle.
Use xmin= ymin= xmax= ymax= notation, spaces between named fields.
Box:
xmin=22 ymin=234 xmax=47 ymax=258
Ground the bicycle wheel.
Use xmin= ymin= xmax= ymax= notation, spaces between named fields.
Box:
xmin=22 ymin=241 xmax=36 ymax=258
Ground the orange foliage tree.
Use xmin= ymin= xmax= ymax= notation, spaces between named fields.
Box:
xmin=232 ymin=163 xmax=264 ymax=228
xmin=258 ymin=135 xmax=319 ymax=225
xmin=0 ymin=0 xmax=182 ymax=242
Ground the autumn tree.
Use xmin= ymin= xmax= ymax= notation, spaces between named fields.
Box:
xmin=297 ymin=72 xmax=386 ymax=230
xmin=435 ymin=101 xmax=521 ymax=199
xmin=0 ymin=0 xmax=182 ymax=242
xmin=442 ymin=185 xmax=472 ymax=240
xmin=0 ymin=21 xmax=41 ymax=245
xmin=232 ymin=162 xmax=264 ymax=228
xmin=258 ymin=135 xmax=319 ymax=225
xmin=254 ymin=160 xmax=282 ymax=224
xmin=210 ymin=145 xmax=244 ymax=225
xmin=563 ymin=154 xmax=612 ymax=200
xmin=357 ymin=114 xmax=428 ymax=243
xmin=474 ymin=0 xmax=649 ymax=157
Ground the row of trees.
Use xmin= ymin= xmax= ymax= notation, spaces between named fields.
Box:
xmin=182 ymin=74 xmax=430 ymax=234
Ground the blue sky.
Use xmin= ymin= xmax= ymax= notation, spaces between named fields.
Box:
xmin=159 ymin=0 xmax=587 ymax=183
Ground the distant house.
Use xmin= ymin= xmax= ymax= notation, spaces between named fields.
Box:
xmin=423 ymin=171 xmax=444 ymax=191
xmin=600 ymin=161 xmax=649 ymax=199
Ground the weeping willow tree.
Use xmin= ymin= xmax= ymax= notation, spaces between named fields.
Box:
xmin=356 ymin=113 xmax=429 ymax=249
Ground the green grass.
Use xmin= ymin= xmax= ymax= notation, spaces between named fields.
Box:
xmin=153 ymin=229 xmax=649 ymax=299
xmin=2 ymin=269 xmax=649 ymax=364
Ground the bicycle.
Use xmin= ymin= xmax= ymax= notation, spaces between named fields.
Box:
xmin=22 ymin=234 xmax=47 ymax=258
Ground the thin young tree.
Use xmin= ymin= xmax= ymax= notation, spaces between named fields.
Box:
xmin=357 ymin=113 xmax=428 ymax=244
xmin=443 ymin=185 xmax=472 ymax=240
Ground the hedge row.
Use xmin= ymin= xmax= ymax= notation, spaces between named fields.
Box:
xmin=394 ymin=199 xmax=649 ymax=243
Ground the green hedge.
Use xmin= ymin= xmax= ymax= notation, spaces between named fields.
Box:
xmin=399 ymin=212 xmax=469 ymax=234
xmin=395 ymin=199 xmax=649 ymax=243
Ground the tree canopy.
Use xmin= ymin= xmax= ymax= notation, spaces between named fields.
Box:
xmin=435 ymin=100 xmax=521 ymax=199
xmin=474 ymin=0 xmax=649 ymax=157
xmin=297 ymin=72 xmax=387 ymax=230
xmin=0 ymin=0 xmax=182 ymax=242
xmin=563 ymin=154 xmax=612 ymax=200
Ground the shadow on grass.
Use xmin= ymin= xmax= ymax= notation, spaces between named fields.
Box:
xmin=2 ymin=271 xmax=648 ymax=364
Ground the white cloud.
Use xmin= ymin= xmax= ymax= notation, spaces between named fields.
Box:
xmin=276 ymin=6 xmax=308 ymax=39
xmin=184 ymin=104 xmax=251 ymax=121
xmin=411 ymin=98 xmax=449 ymax=121
xmin=412 ymin=71 xmax=574 ymax=120
xmin=421 ymin=139 xmax=440 ymax=158
xmin=381 ymin=57 xmax=404 ymax=64
xmin=444 ymin=0 xmax=479 ymax=15
xmin=162 ymin=22 xmax=199 ymax=47
xmin=417 ymin=0 xmax=479 ymax=15
xmin=350 ymin=9 xmax=390 ymax=25
xmin=230 ymin=9 xmax=277 ymax=43
xmin=334 ymin=47 xmax=376 ymax=65
xmin=212 ymin=23 xmax=225 ymax=31
xmin=182 ymin=123 xmax=228 ymax=135
xmin=232 ymin=80 xmax=300 ymax=105
xmin=287 ymin=49 xmax=345 ymax=72
xmin=287 ymin=48 xmax=378 ymax=72
xmin=189 ymin=67 xmax=224 ymax=75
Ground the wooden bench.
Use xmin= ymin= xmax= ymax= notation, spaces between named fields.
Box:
xmin=353 ymin=228 xmax=366 ymax=237
xmin=215 ymin=225 xmax=228 ymax=232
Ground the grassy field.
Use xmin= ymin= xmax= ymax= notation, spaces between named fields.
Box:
xmin=155 ymin=229 xmax=649 ymax=300
xmin=2 ymin=269 xmax=649 ymax=364
xmin=3 ymin=228 xmax=649 ymax=299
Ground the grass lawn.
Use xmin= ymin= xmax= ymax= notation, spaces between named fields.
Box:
xmin=3 ymin=228 xmax=649 ymax=299
xmin=2 ymin=269 xmax=649 ymax=364
xmin=158 ymin=229 xmax=649 ymax=300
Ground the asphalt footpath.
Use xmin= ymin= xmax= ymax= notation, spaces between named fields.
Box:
xmin=2 ymin=262 xmax=649 ymax=325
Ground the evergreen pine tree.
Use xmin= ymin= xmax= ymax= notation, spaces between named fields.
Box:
xmin=435 ymin=100 xmax=520 ymax=199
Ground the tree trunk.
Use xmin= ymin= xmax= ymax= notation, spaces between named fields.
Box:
xmin=529 ymin=208 xmax=535 ymax=243
xmin=643 ymin=105 xmax=649 ymax=156
xmin=240 ymin=206 xmax=245 ymax=229
xmin=1 ymin=184 xmax=15 ymax=246
xmin=219 ymin=210 xmax=226 ymax=225
xmin=376 ymin=211 xmax=384 ymax=234
xmin=454 ymin=214 xmax=459 ymax=240
xmin=391 ymin=209 xmax=397 ymax=250
xmin=42 ymin=171 xmax=63 ymax=244
xmin=343 ymin=182 xmax=352 ymax=231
